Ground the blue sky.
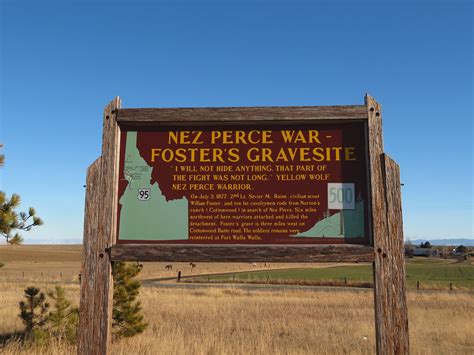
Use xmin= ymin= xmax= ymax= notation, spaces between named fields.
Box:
xmin=0 ymin=0 xmax=472 ymax=243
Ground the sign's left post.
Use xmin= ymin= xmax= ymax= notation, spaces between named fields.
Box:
xmin=78 ymin=97 xmax=122 ymax=355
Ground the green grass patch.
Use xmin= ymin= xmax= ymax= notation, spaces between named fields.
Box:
xmin=405 ymin=258 xmax=474 ymax=290
xmin=192 ymin=258 xmax=474 ymax=290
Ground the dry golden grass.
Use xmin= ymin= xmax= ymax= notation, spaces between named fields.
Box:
xmin=0 ymin=245 xmax=347 ymax=283
xmin=1 ymin=282 xmax=473 ymax=354
xmin=1 ymin=245 xmax=473 ymax=354
xmin=0 ymin=245 xmax=81 ymax=283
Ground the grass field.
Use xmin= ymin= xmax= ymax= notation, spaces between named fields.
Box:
xmin=1 ymin=245 xmax=473 ymax=354
xmin=195 ymin=258 xmax=474 ymax=291
xmin=0 ymin=244 xmax=339 ymax=283
xmin=3 ymin=245 xmax=471 ymax=290
xmin=1 ymin=281 xmax=473 ymax=354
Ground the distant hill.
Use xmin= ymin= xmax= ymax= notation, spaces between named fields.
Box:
xmin=409 ymin=238 xmax=474 ymax=246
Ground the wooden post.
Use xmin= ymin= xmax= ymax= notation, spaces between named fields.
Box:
xmin=366 ymin=95 xmax=409 ymax=354
xmin=78 ymin=158 xmax=101 ymax=354
xmin=382 ymin=153 xmax=409 ymax=353
xmin=78 ymin=97 xmax=122 ymax=355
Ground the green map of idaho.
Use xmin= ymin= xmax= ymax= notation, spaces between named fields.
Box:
xmin=118 ymin=132 xmax=188 ymax=240
xmin=294 ymin=198 xmax=364 ymax=238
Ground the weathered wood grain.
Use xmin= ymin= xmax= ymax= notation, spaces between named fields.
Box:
xmin=78 ymin=158 xmax=101 ymax=354
xmin=116 ymin=105 xmax=367 ymax=125
xmin=366 ymin=95 xmax=390 ymax=354
xmin=366 ymin=95 xmax=409 ymax=355
xmin=382 ymin=154 xmax=409 ymax=353
xmin=78 ymin=97 xmax=122 ymax=355
xmin=111 ymin=244 xmax=374 ymax=263
xmin=96 ymin=97 xmax=121 ymax=355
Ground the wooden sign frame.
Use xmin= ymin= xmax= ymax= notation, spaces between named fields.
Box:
xmin=78 ymin=95 xmax=409 ymax=355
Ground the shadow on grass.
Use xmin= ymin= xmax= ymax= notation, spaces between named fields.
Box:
xmin=0 ymin=331 xmax=25 ymax=347
xmin=184 ymin=278 xmax=374 ymax=289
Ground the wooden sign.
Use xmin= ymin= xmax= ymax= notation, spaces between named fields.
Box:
xmin=117 ymin=123 xmax=370 ymax=245
xmin=78 ymin=95 xmax=409 ymax=355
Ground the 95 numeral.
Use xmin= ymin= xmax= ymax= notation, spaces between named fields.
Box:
xmin=137 ymin=188 xmax=151 ymax=201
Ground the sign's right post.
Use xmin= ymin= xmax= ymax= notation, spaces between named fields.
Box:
xmin=366 ymin=95 xmax=410 ymax=354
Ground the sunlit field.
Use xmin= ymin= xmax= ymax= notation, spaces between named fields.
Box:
xmin=198 ymin=258 xmax=474 ymax=291
xmin=1 ymin=245 xmax=473 ymax=354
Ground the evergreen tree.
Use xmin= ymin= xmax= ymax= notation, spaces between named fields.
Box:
xmin=420 ymin=241 xmax=432 ymax=249
xmin=112 ymin=262 xmax=148 ymax=338
xmin=19 ymin=287 xmax=49 ymax=340
xmin=0 ymin=145 xmax=43 ymax=244
xmin=0 ymin=193 xmax=43 ymax=244
xmin=46 ymin=286 xmax=79 ymax=343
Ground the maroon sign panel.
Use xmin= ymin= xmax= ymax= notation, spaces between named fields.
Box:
xmin=117 ymin=123 xmax=370 ymax=244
